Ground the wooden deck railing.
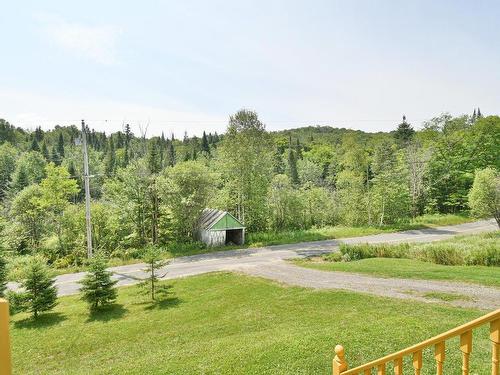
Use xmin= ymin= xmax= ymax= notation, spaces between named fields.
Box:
xmin=0 ymin=299 xmax=12 ymax=375
xmin=333 ymin=308 xmax=500 ymax=375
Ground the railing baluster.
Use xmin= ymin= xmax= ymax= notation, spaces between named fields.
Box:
xmin=413 ymin=350 xmax=422 ymax=375
xmin=435 ymin=341 xmax=445 ymax=375
xmin=364 ymin=369 xmax=371 ymax=375
xmin=394 ymin=357 xmax=403 ymax=375
xmin=332 ymin=345 xmax=348 ymax=375
xmin=0 ymin=299 xmax=12 ymax=375
xmin=492 ymin=319 xmax=499 ymax=375
xmin=377 ymin=363 xmax=385 ymax=375
xmin=460 ymin=330 xmax=472 ymax=375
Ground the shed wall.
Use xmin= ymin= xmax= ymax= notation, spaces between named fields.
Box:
xmin=199 ymin=229 xmax=226 ymax=247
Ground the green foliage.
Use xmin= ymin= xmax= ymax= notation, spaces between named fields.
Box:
xmin=21 ymin=257 xmax=58 ymax=318
xmin=0 ymin=252 xmax=7 ymax=297
xmin=0 ymin=142 xmax=17 ymax=198
xmin=468 ymin=167 xmax=499 ymax=226
xmin=140 ymin=247 xmax=170 ymax=301
xmin=336 ymin=232 xmax=500 ymax=266
xmin=158 ymin=160 xmax=215 ymax=239
xmin=79 ymin=254 xmax=118 ymax=310
xmin=217 ymin=109 xmax=274 ymax=231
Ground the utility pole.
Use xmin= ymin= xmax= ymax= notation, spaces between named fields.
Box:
xmin=81 ymin=120 xmax=93 ymax=258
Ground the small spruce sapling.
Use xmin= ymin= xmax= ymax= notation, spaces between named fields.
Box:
xmin=22 ymin=257 xmax=58 ymax=318
xmin=80 ymin=255 xmax=118 ymax=311
xmin=141 ymin=247 xmax=170 ymax=301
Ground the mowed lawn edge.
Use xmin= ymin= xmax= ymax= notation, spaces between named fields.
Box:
xmin=10 ymin=272 xmax=494 ymax=374
xmin=292 ymin=258 xmax=500 ymax=288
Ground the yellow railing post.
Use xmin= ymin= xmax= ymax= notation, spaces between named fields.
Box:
xmin=492 ymin=319 xmax=499 ymax=375
xmin=0 ymin=299 xmax=12 ymax=375
xmin=333 ymin=345 xmax=348 ymax=375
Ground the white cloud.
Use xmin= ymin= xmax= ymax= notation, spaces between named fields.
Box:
xmin=37 ymin=14 xmax=121 ymax=65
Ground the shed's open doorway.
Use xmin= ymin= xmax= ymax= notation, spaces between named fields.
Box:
xmin=225 ymin=229 xmax=244 ymax=245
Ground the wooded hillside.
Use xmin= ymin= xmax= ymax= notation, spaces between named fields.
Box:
xmin=0 ymin=110 xmax=498 ymax=267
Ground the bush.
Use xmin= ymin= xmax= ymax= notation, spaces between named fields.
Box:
xmin=331 ymin=232 xmax=500 ymax=267
xmin=80 ymin=255 xmax=118 ymax=311
xmin=22 ymin=257 xmax=58 ymax=318
xmin=339 ymin=243 xmax=409 ymax=260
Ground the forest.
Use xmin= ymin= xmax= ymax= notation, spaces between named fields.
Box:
xmin=0 ymin=109 xmax=498 ymax=268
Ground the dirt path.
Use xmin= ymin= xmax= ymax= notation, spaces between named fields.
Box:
xmin=240 ymin=261 xmax=500 ymax=310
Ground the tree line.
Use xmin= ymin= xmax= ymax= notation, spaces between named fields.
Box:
xmin=0 ymin=109 xmax=498 ymax=267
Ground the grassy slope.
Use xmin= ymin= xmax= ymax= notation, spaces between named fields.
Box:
xmin=11 ymin=273 xmax=493 ymax=374
xmin=294 ymin=258 xmax=500 ymax=287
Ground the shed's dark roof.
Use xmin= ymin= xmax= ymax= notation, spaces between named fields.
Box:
xmin=198 ymin=209 xmax=228 ymax=230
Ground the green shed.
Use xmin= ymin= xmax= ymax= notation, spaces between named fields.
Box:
xmin=197 ymin=209 xmax=245 ymax=247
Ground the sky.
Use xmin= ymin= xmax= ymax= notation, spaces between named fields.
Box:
xmin=1 ymin=0 xmax=499 ymax=137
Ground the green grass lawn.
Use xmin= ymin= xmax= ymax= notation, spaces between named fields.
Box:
xmin=10 ymin=273 xmax=494 ymax=374
xmin=293 ymin=258 xmax=500 ymax=287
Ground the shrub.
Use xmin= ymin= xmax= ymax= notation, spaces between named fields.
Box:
xmin=80 ymin=255 xmax=118 ymax=311
xmin=339 ymin=243 xmax=409 ymax=260
xmin=22 ymin=257 xmax=58 ymax=318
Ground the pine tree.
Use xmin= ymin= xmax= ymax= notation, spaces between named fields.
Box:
xmin=79 ymin=255 xmax=118 ymax=311
xmin=477 ymin=108 xmax=482 ymax=118
xmin=104 ymin=137 xmax=116 ymax=176
xmin=472 ymin=109 xmax=477 ymax=123
xmin=201 ymin=131 xmax=210 ymax=154
xmin=123 ymin=143 xmax=130 ymax=167
xmin=51 ymin=145 xmax=60 ymax=165
xmin=34 ymin=126 xmax=44 ymax=142
xmin=147 ymin=139 xmax=161 ymax=174
xmin=167 ymin=142 xmax=175 ymax=166
xmin=394 ymin=115 xmax=415 ymax=145
xmin=0 ymin=252 xmax=7 ymax=298
xmin=12 ymin=164 xmax=30 ymax=192
xmin=141 ymin=247 xmax=169 ymax=301
xmin=57 ymin=133 xmax=65 ymax=158
xmin=124 ymin=124 xmax=132 ymax=146
xmin=41 ymin=142 xmax=50 ymax=161
xmin=30 ymin=137 xmax=40 ymax=152
xmin=22 ymin=258 xmax=58 ymax=318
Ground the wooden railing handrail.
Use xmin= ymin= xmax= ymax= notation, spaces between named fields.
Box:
xmin=334 ymin=308 xmax=500 ymax=374
xmin=0 ymin=298 xmax=12 ymax=375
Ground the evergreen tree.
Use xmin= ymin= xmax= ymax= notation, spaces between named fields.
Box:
xmin=201 ymin=131 xmax=210 ymax=154
xmin=11 ymin=164 xmax=30 ymax=192
xmin=141 ymin=247 xmax=169 ymax=301
xmin=34 ymin=126 xmax=44 ymax=142
xmin=41 ymin=142 xmax=50 ymax=161
xmin=51 ymin=145 xmax=60 ymax=165
xmin=104 ymin=137 xmax=116 ymax=177
xmin=477 ymin=108 xmax=482 ymax=118
xmin=123 ymin=144 xmax=130 ymax=167
xmin=124 ymin=124 xmax=132 ymax=146
xmin=167 ymin=142 xmax=175 ymax=166
xmin=57 ymin=133 xmax=65 ymax=158
xmin=147 ymin=139 xmax=161 ymax=174
xmin=22 ymin=258 xmax=58 ymax=318
xmin=0 ymin=252 xmax=7 ymax=297
xmin=472 ymin=109 xmax=477 ymax=123
xmin=30 ymin=137 xmax=40 ymax=152
xmin=394 ymin=115 xmax=415 ymax=145
xmin=79 ymin=255 xmax=118 ymax=311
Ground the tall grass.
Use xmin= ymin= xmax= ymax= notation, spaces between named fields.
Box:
xmin=331 ymin=231 xmax=500 ymax=266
